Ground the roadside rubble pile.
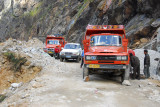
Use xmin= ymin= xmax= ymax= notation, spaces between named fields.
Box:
xmin=0 ymin=38 xmax=57 ymax=95
xmin=134 ymin=49 xmax=160 ymax=80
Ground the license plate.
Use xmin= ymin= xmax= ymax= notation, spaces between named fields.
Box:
xmin=88 ymin=64 xmax=100 ymax=68
xmin=48 ymin=51 xmax=53 ymax=54
xmin=66 ymin=56 xmax=71 ymax=58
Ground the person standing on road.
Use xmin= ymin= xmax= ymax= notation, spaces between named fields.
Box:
xmin=129 ymin=53 xmax=140 ymax=80
xmin=144 ymin=49 xmax=150 ymax=78
xmin=80 ymin=50 xmax=84 ymax=68
xmin=128 ymin=49 xmax=135 ymax=56
xmin=128 ymin=49 xmax=135 ymax=76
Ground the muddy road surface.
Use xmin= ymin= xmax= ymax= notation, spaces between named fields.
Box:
xmin=1 ymin=59 xmax=160 ymax=107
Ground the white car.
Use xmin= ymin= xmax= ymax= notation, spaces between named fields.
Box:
xmin=60 ymin=43 xmax=82 ymax=62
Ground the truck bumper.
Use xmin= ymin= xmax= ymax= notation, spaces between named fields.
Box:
xmin=60 ymin=55 xmax=79 ymax=59
xmin=84 ymin=64 xmax=128 ymax=70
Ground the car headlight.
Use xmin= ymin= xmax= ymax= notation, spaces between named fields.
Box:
xmin=117 ymin=56 xmax=127 ymax=61
xmin=85 ymin=56 xmax=97 ymax=60
xmin=73 ymin=52 xmax=79 ymax=55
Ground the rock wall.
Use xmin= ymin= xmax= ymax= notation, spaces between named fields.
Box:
xmin=0 ymin=0 xmax=160 ymax=47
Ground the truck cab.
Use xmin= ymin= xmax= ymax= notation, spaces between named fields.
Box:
xmin=83 ymin=25 xmax=130 ymax=82
xmin=43 ymin=34 xmax=67 ymax=58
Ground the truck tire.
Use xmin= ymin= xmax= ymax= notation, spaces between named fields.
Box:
xmin=121 ymin=71 xmax=124 ymax=83
xmin=50 ymin=54 xmax=54 ymax=57
xmin=60 ymin=58 xmax=63 ymax=62
xmin=83 ymin=67 xmax=89 ymax=79
xmin=123 ymin=64 xmax=130 ymax=81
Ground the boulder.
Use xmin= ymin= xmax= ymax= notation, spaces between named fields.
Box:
xmin=151 ymin=18 xmax=160 ymax=27
xmin=32 ymin=82 xmax=43 ymax=88
xmin=135 ymin=41 xmax=141 ymax=45
xmin=122 ymin=80 xmax=131 ymax=86
xmin=140 ymin=38 xmax=148 ymax=43
xmin=11 ymin=82 xmax=23 ymax=88
xmin=32 ymin=66 xmax=42 ymax=72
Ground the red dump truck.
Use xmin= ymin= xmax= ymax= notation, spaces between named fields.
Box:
xmin=83 ymin=25 xmax=130 ymax=82
xmin=43 ymin=34 xmax=67 ymax=58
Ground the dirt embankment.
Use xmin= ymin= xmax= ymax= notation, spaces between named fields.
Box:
xmin=0 ymin=38 xmax=48 ymax=94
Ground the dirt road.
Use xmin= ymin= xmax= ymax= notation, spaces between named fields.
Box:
xmin=1 ymin=59 xmax=160 ymax=107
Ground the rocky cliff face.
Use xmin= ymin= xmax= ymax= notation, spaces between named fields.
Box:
xmin=0 ymin=0 xmax=160 ymax=48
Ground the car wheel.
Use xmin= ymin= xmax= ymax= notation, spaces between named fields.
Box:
xmin=76 ymin=56 xmax=80 ymax=63
xmin=65 ymin=58 xmax=68 ymax=62
xmin=60 ymin=58 xmax=63 ymax=62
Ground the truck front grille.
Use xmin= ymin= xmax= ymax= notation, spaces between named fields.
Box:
xmin=97 ymin=56 xmax=116 ymax=60
xmin=98 ymin=61 xmax=114 ymax=63
xmin=48 ymin=48 xmax=54 ymax=51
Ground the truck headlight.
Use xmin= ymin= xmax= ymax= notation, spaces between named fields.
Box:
xmin=117 ymin=56 xmax=127 ymax=61
xmin=91 ymin=56 xmax=97 ymax=60
xmin=117 ymin=56 xmax=122 ymax=60
xmin=86 ymin=56 xmax=97 ymax=60
xmin=122 ymin=56 xmax=127 ymax=60
xmin=86 ymin=56 xmax=91 ymax=60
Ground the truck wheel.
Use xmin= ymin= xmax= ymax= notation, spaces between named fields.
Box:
xmin=123 ymin=64 xmax=130 ymax=81
xmin=121 ymin=71 xmax=124 ymax=83
xmin=83 ymin=67 xmax=89 ymax=81
xmin=50 ymin=54 xmax=53 ymax=57
xmin=60 ymin=58 xmax=63 ymax=62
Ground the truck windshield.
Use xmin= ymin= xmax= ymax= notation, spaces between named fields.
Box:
xmin=47 ymin=40 xmax=59 ymax=45
xmin=90 ymin=35 xmax=122 ymax=46
xmin=64 ymin=44 xmax=78 ymax=49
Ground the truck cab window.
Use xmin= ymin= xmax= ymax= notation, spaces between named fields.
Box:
xmin=90 ymin=35 xmax=122 ymax=46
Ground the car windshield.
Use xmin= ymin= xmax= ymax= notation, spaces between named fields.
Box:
xmin=90 ymin=35 xmax=122 ymax=46
xmin=47 ymin=40 xmax=59 ymax=45
xmin=64 ymin=44 xmax=78 ymax=49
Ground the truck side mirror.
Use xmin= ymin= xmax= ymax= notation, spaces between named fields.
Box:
xmin=123 ymin=39 xmax=128 ymax=47
xmin=123 ymin=39 xmax=128 ymax=52
xmin=83 ymin=39 xmax=90 ymax=46
xmin=83 ymin=39 xmax=90 ymax=53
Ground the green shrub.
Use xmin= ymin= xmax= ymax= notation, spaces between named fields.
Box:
xmin=0 ymin=94 xmax=6 ymax=103
xmin=3 ymin=52 xmax=27 ymax=72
